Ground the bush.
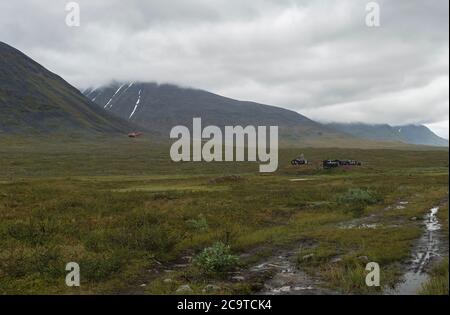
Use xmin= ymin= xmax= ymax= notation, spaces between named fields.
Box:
xmin=337 ymin=188 xmax=379 ymax=205
xmin=337 ymin=188 xmax=380 ymax=217
xmin=186 ymin=214 xmax=209 ymax=232
xmin=194 ymin=242 xmax=238 ymax=273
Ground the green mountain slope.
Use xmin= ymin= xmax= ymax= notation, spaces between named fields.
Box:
xmin=84 ymin=82 xmax=361 ymax=146
xmin=0 ymin=42 xmax=134 ymax=135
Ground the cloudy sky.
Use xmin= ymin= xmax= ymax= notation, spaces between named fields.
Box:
xmin=1 ymin=0 xmax=448 ymax=138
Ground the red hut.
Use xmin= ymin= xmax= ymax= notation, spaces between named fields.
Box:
xmin=128 ymin=131 xmax=143 ymax=138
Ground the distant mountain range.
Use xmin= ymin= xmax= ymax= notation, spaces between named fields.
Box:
xmin=0 ymin=41 xmax=447 ymax=148
xmin=85 ymin=81 xmax=448 ymax=147
xmin=0 ymin=42 xmax=133 ymax=135
xmin=327 ymin=123 xmax=448 ymax=147
xmin=82 ymin=82 xmax=353 ymax=146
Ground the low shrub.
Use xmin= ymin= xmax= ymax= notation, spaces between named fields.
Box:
xmin=337 ymin=188 xmax=380 ymax=205
xmin=194 ymin=242 xmax=238 ymax=273
xmin=186 ymin=214 xmax=209 ymax=232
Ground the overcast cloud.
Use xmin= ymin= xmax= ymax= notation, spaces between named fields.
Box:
xmin=0 ymin=0 xmax=448 ymax=138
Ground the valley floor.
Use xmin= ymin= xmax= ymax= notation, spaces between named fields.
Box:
xmin=0 ymin=137 xmax=448 ymax=295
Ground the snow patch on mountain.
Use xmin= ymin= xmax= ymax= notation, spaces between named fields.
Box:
xmin=104 ymin=84 xmax=125 ymax=109
xmin=129 ymin=89 xmax=142 ymax=119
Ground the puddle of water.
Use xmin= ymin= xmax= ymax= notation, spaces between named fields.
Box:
xmin=386 ymin=201 xmax=409 ymax=211
xmin=251 ymin=205 xmax=443 ymax=295
xmin=386 ymin=206 xmax=442 ymax=295
xmin=395 ymin=201 xmax=410 ymax=209
xmin=250 ymin=249 xmax=335 ymax=295
xmin=339 ymin=223 xmax=379 ymax=230
xmin=425 ymin=207 xmax=441 ymax=232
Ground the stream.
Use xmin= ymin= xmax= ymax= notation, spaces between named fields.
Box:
xmin=386 ymin=206 xmax=443 ymax=295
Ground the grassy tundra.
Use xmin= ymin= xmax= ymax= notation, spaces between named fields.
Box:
xmin=0 ymin=137 xmax=448 ymax=294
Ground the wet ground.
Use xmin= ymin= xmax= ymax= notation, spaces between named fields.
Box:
xmin=126 ymin=200 xmax=446 ymax=295
xmin=247 ymin=246 xmax=337 ymax=295
xmin=250 ymin=201 xmax=447 ymax=296
xmin=385 ymin=206 xmax=445 ymax=295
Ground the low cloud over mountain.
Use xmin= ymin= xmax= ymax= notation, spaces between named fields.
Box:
xmin=0 ymin=0 xmax=448 ymax=138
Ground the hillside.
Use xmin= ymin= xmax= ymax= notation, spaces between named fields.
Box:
xmin=327 ymin=123 xmax=448 ymax=147
xmin=84 ymin=82 xmax=365 ymax=146
xmin=0 ymin=42 xmax=134 ymax=135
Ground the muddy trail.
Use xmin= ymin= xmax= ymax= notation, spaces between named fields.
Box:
xmin=244 ymin=246 xmax=338 ymax=295
xmin=245 ymin=199 xmax=448 ymax=296
xmin=122 ymin=199 xmax=447 ymax=295
xmin=243 ymin=199 xmax=410 ymax=296
xmin=385 ymin=205 xmax=448 ymax=295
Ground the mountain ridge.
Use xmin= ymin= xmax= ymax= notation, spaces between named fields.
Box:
xmin=84 ymin=81 xmax=448 ymax=148
xmin=327 ymin=122 xmax=448 ymax=147
xmin=1 ymin=41 xmax=445 ymax=148
xmin=83 ymin=81 xmax=364 ymax=146
xmin=0 ymin=41 xmax=135 ymax=135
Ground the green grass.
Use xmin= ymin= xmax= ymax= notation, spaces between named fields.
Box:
xmin=0 ymin=137 xmax=448 ymax=294
xmin=420 ymin=258 xmax=449 ymax=295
